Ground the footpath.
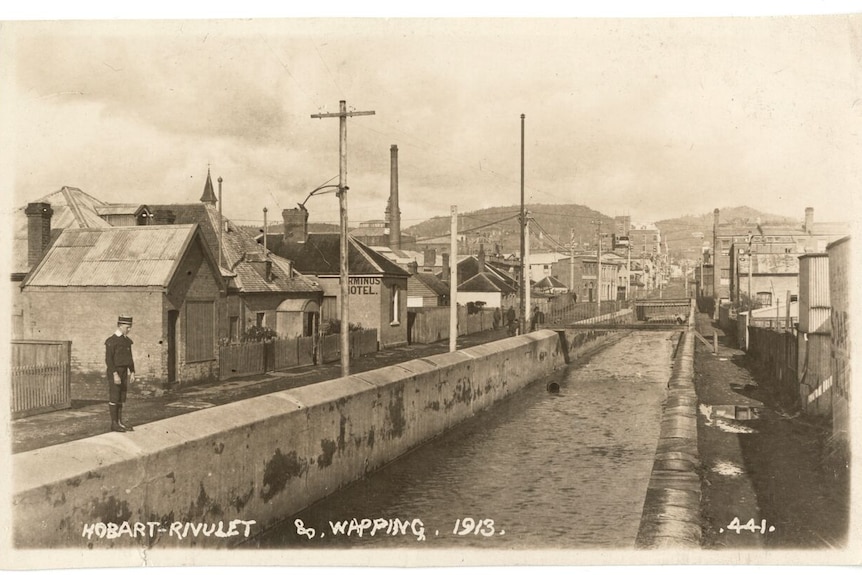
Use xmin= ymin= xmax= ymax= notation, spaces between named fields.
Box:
xmin=693 ymin=311 xmax=849 ymax=550
xmin=11 ymin=328 xmax=513 ymax=455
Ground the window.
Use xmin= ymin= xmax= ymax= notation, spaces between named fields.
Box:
xmin=390 ymin=284 xmax=400 ymax=324
xmin=256 ymin=312 xmax=265 ymax=328
xmin=757 ymin=292 xmax=772 ymax=306
xmin=186 ymin=301 xmax=215 ymax=362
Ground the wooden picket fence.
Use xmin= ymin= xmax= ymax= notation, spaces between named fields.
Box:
xmin=11 ymin=340 xmax=72 ymax=419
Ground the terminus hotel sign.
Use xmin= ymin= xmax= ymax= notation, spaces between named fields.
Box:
xmin=348 ymin=276 xmax=382 ymax=296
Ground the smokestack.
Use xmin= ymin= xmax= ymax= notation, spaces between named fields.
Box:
xmin=478 ymin=243 xmax=486 ymax=273
xmin=25 ymin=202 xmax=53 ymax=269
xmin=389 ymin=144 xmax=401 ymax=249
xmin=283 ymin=205 xmax=309 ymax=243
xmin=442 ymin=252 xmax=451 ymax=284
xmin=407 ymin=260 xmax=418 ymax=275
xmin=804 ymin=207 xmax=814 ymax=234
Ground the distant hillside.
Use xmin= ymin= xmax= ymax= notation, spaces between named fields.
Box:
xmin=404 ymin=203 xmax=613 ymax=254
xmin=404 ymin=204 xmax=800 ymax=260
xmin=657 ymin=206 xmax=799 ymax=260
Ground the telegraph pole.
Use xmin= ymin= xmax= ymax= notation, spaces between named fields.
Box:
xmin=450 ymin=205 xmax=458 ymax=352
xmin=519 ymin=113 xmax=526 ymax=335
xmin=311 ymin=100 xmax=375 ymax=377
xmin=597 ymin=221 xmax=602 ymax=315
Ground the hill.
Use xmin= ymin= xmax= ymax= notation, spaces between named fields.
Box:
xmin=404 ymin=204 xmax=800 ymax=260
xmin=404 ymin=203 xmax=613 ymax=254
xmin=657 ymin=206 xmax=799 ymax=261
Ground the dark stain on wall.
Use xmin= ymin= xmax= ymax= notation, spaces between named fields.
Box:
xmin=425 ymin=400 xmax=441 ymax=411
xmin=386 ymin=385 xmax=407 ymax=438
xmin=166 ymin=471 xmax=176 ymax=483
xmin=317 ymin=439 xmax=337 ymax=468
xmin=90 ymin=494 xmax=132 ymax=524
xmin=338 ymin=414 xmax=347 ymax=451
xmin=213 ymin=441 xmax=225 ymax=455
xmin=230 ymin=485 xmax=255 ymax=512
xmin=187 ymin=482 xmax=223 ymax=519
xmin=261 ymin=448 xmax=305 ymax=503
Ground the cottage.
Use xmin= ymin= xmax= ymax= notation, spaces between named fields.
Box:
xmin=19 ymin=224 xmax=225 ymax=397
xmin=264 ymin=206 xmax=410 ymax=349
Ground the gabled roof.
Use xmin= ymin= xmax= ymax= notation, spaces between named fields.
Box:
xmin=534 ymin=275 xmax=567 ymax=289
xmin=149 ymin=203 xmax=321 ymax=295
xmin=458 ymin=271 xmax=516 ymax=294
xmin=413 ymin=272 xmax=449 ymax=296
xmin=22 ymin=224 xmax=222 ymax=289
xmin=265 ymin=233 xmax=410 ymax=277
xmin=13 ymin=186 xmax=112 ymax=273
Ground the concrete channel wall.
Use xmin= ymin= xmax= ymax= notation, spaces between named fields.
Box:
xmin=635 ymin=302 xmax=702 ymax=549
xmin=12 ymin=328 xmax=598 ymax=549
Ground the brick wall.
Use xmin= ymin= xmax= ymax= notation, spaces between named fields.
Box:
xmin=21 ymin=289 xmax=164 ymax=399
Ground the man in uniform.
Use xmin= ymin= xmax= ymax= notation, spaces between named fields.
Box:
xmin=106 ymin=314 xmax=136 ymax=432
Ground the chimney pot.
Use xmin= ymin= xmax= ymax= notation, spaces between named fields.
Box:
xmin=408 ymin=260 xmax=418 ymax=275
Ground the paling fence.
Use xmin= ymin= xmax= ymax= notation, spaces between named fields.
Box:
xmin=11 ymin=340 xmax=72 ymax=419
xmin=218 ymin=329 xmax=378 ymax=381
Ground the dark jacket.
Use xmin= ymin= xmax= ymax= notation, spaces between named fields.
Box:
xmin=106 ymin=334 xmax=135 ymax=375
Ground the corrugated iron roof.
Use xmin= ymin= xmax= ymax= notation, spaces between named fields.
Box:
xmin=266 ymin=233 xmax=410 ymax=277
xmin=23 ymin=225 xmax=198 ymax=288
xmin=13 ymin=187 xmax=112 ymax=273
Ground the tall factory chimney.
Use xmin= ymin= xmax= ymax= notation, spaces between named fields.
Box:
xmin=389 ymin=144 xmax=402 ymax=249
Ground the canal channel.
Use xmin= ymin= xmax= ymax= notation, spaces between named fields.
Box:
xmin=246 ymin=330 xmax=680 ymax=549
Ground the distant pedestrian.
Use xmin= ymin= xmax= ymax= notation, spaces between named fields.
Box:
xmin=493 ymin=307 xmax=502 ymax=329
xmin=530 ymin=305 xmax=545 ymax=331
xmin=105 ymin=314 xmax=136 ymax=433
xmin=506 ymin=306 xmax=517 ymax=336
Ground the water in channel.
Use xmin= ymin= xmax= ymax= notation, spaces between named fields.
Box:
xmin=247 ymin=331 xmax=678 ymax=550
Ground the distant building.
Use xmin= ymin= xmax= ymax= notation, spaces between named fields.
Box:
xmin=711 ymin=207 xmax=851 ymax=312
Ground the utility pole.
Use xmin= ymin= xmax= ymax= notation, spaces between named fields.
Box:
xmin=569 ymin=227 xmax=575 ymax=296
xmin=519 ymin=113 xmax=526 ymax=335
xmin=626 ymin=244 xmax=631 ymax=301
xmin=525 ymin=211 xmax=531 ymax=330
xmin=450 ymin=205 xmax=458 ymax=352
xmin=217 ymin=176 xmax=223 ymax=269
xmin=593 ymin=220 xmax=602 ymax=316
xmin=311 ymin=100 xmax=375 ymax=377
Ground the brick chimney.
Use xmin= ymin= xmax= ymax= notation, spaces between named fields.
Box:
xmin=804 ymin=207 xmax=814 ymax=234
xmin=407 ymin=260 xmax=418 ymax=275
xmin=423 ymin=247 xmax=436 ymax=268
xmin=283 ymin=205 xmax=309 ymax=243
xmin=388 ymin=144 xmax=401 ymax=249
xmin=442 ymin=252 xmax=450 ymax=284
xmin=25 ymin=202 xmax=53 ymax=269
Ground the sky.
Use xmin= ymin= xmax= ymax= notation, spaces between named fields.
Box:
xmin=2 ymin=5 xmax=862 ymax=231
